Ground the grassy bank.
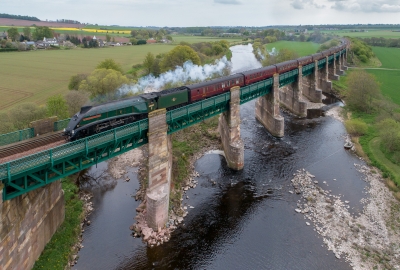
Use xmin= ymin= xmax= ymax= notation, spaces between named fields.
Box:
xmin=33 ymin=177 xmax=83 ymax=270
xmin=337 ymin=44 xmax=400 ymax=192
xmin=170 ymin=116 xmax=220 ymax=209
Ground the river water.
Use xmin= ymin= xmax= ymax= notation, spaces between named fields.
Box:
xmin=74 ymin=45 xmax=368 ymax=270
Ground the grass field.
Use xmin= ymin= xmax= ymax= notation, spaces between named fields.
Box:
xmin=265 ymin=41 xmax=320 ymax=57
xmin=371 ymin=47 xmax=400 ymax=69
xmin=322 ymin=30 xmax=400 ymax=39
xmin=171 ymin=35 xmax=242 ymax=44
xmin=363 ymin=46 xmax=400 ymax=105
xmin=0 ymin=44 xmax=175 ymax=113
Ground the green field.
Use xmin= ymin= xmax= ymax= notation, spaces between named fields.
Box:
xmin=322 ymin=30 xmax=400 ymax=39
xmin=171 ymin=35 xmax=242 ymax=44
xmin=371 ymin=47 xmax=400 ymax=69
xmin=0 ymin=44 xmax=175 ymax=113
xmin=363 ymin=46 xmax=400 ymax=105
xmin=265 ymin=41 xmax=320 ymax=57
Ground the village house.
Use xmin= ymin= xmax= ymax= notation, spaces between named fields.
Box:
xmin=0 ymin=31 xmax=7 ymax=39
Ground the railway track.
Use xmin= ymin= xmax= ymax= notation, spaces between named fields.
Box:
xmin=0 ymin=131 xmax=64 ymax=159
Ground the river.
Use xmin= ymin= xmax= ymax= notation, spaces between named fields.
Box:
xmin=74 ymin=45 xmax=368 ymax=270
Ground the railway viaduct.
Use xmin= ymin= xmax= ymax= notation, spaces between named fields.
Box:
xmin=0 ymin=47 xmax=348 ymax=269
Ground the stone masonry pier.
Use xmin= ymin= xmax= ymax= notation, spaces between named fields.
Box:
xmin=302 ymin=60 xmax=323 ymax=103
xmin=218 ymin=86 xmax=244 ymax=170
xmin=255 ymin=74 xmax=284 ymax=137
xmin=146 ymin=109 xmax=172 ymax=231
xmin=278 ymin=67 xmax=307 ymax=117
xmin=0 ymin=181 xmax=64 ymax=270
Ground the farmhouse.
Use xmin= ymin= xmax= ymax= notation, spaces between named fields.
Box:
xmin=0 ymin=31 xmax=7 ymax=39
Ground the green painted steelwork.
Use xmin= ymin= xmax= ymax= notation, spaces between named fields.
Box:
xmin=240 ymin=78 xmax=273 ymax=104
xmin=0 ymin=128 xmax=35 ymax=147
xmin=54 ymin=118 xmax=71 ymax=131
xmin=302 ymin=63 xmax=315 ymax=77
xmin=317 ymin=58 xmax=326 ymax=70
xmin=279 ymin=69 xmax=299 ymax=87
xmin=328 ymin=55 xmax=334 ymax=64
xmin=167 ymin=92 xmax=230 ymax=134
xmin=0 ymin=119 xmax=148 ymax=200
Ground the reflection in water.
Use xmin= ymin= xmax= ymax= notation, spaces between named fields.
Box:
xmin=76 ymin=45 xmax=365 ymax=270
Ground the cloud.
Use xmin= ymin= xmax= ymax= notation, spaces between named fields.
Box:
xmin=290 ymin=0 xmax=326 ymax=9
xmin=214 ymin=0 xmax=241 ymax=4
xmin=331 ymin=0 xmax=400 ymax=12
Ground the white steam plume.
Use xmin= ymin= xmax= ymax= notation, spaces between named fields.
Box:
xmin=119 ymin=56 xmax=232 ymax=95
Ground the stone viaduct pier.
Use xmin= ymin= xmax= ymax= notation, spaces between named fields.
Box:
xmin=0 ymin=47 xmax=347 ymax=269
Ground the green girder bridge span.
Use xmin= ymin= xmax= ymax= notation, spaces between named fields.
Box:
xmin=0 ymin=49 xmax=346 ymax=200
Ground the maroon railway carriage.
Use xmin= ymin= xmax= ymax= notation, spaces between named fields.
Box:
xmin=186 ymin=73 xmax=245 ymax=103
xmin=242 ymin=65 xmax=277 ymax=85
xmin=321 ymin=50 xmax=331 ymax=57
xmin=297 ymin=56 xmax=313 ymax=66
xmin=274 ymin=60 xmax=298 ymax=74
xmin=311 ymin=53 xmax=324 ymax=62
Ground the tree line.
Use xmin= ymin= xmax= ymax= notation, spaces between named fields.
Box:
xmin=0 ymin=13 xmax=40 ymax=21
xmin=360 ymin=37 xmax=400 ymax=48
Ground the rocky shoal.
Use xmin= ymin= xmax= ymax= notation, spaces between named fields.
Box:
xmin=291 ymin=166 xmax=400 ymax=270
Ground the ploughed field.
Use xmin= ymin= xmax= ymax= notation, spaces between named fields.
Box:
xmin=265 ymin=41 xmax=320 ymax=57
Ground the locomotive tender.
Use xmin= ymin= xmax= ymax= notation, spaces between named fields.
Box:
xmin=64 ymin=41 xmax=347 ymax=141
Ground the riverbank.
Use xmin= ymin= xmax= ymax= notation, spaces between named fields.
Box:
xmin=299 ymin=105 xmax=400 ymax=269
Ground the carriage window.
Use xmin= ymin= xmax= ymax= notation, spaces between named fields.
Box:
xmin=236 ymin=79 xmax=239 ymax=84
xmin=222 ymin=83 xmax=225 ymax=88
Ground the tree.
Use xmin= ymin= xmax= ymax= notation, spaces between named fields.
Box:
xmin=78 ymin=69 xmax=130 ymax=99
xmin=166 ymin=35 xmax=173 ymax=41
xmin=160 ymin=45 xmax=201 ymax=72
xmin=46 ymin=95 xmax=69 ymax=119
xmin=346 ymin=70 xmax=381 ymax=113
xmin=106 ymin=34 xmax=111 ymax=42
xmin=299 ymin=34 xmax=306 ymax=42
xmin=32 ymin=26 xmax=53 ymax=40
xmin=23 ymin=27 xmax=31 ymax=40
xmin=137 ymin=39 xmax=146 ymax=45
xmin=0 ymin=112 xmax=14 ymax=134
xmin=96 ymin=58 xmax=123 ymax=73
xmin=142 ymin=52 xmax=155 ymax=75
xmin=7 ymin=27 xmax=19 ymax=41
xmin=68 ymin=74 xmax=88 ymax=90
xmin=9 ymin=103 xmax=47 ymax=130
xmin=65 ymin=91 xmax=90 ymax=116
xmin=130 ymin=38 xmax=137 ymax=45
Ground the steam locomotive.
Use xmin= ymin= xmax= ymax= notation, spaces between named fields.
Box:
xmin=64 ymin=41 xmax=348 ymax=141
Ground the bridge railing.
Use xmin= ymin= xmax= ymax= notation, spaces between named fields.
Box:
xmin=167 ymin=92 xmax=230 ymax=134
xmin=0 ymin=128 xmax=35 ymax=147
xmin=240 ymin=78 xmax=273 ymax=104
xmin=279 ymin=69 xmax=299 ymax=87
xmin=54 ymin=118 xmax=71 ymax=131
xmin=0 ymin=119 xmax=149 ymax=199
xmin=317 ymin=58 xmax=326 ymax=70
xmin=302 ymin=63 xmax=315 ymax=77
xmin=0 ymin=118 xmax=71 ymax=147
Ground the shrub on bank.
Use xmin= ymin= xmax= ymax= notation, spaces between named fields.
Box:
xmin=345 ymin=119 xmax=368 ymax=136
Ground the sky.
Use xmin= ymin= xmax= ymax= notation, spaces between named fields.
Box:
xmin=2 ymin=0 xmax=400 ymax=27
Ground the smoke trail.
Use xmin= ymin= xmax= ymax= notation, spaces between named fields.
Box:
xmin=120 ymin=56 xmax=232 ymax=95
xmin=267 ymin=47 xmax=278 ymax=56
xmin=257 ymin=48 xmax=265 ymax=60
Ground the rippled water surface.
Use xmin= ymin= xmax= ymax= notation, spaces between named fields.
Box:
xmin=75 ymin=45 xmax=367 ymax=270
